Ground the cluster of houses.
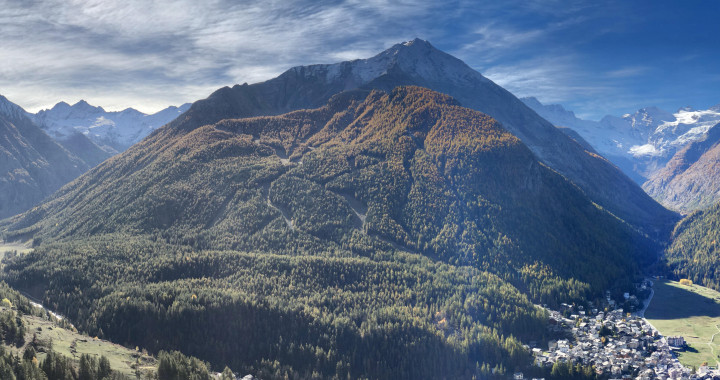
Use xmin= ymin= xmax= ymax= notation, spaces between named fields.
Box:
xmin=531 ymin=300 xmax=712 ymax=379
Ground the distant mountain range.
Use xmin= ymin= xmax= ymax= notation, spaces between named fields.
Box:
xmin=644 ymin=123 xmax=720 ymax=212
xmin=31 ymin=100 xmax=191 ymax=152
xmin=522 ymin=97 xmax=720 ymax=213
xmin=0 ymin=94 xmax=188 ymax=219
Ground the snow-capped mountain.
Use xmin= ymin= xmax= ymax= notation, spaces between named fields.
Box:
xmin=522 ymin=97 xmax=720 ymax=181
xmin=643 ymin=122 xmax=720 ymax=213
xmin=522 ymin=97 xmax=720 ymax=212
xmin=306 ymin=39 xmax=492 ymax=88
xmin=32 ymin=100 xmax=191 ymax=151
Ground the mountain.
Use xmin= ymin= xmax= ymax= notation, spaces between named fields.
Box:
xmin=0 ymin=87 xmax=653 ymax=378
xmin=522 ymin=97 xmax=720 ymax=212
xmin=643 ymin=122 xmax=720 ymax=212
xmin=522 ymin=97 xmax=670 ymax=181
xmin=0 ymin=95 xmax=90 ymax=219
xmin=0 ymin=94 xmax=182 ymax=219
xmin=164 ymin=38 xmax=676 ymax=237
xmin=31 ymin=100 xmax=191 ymax=152
xmin=54 ymin=131 xmax=115 ymax=168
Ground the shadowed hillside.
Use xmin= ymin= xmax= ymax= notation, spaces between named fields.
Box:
xmin=0 ymin=97 xmax=90 ymax=219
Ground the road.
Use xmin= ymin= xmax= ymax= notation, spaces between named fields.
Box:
xmin=635 ymin=278 xmax=655 ymax=318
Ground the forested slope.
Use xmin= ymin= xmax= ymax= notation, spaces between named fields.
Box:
xmin=1 ymin=87 xmax=651 ymax=378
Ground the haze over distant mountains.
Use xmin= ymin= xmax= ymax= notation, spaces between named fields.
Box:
xmin=523 ymin=97 xmax=720 ymax=213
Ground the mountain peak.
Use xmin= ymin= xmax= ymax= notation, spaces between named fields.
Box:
xmin=402 ymin=38 xmax=431 ymax=47
xmin=72 ymin=99 xmax=104 ymax=113
xmin=31 ymin=100 xmax=187 ymax=151
xmin=520 ymin=96 xmax=542 ymax=106
xmin=52 ymin=101 xmax=71 ymax=110
xmin=521 ymin=97 xmax=580 ymax=123
xmin=0 ymin=94 xmax=29 ymax=121
xmin=281 ymin=39 xmax=486 ymax=89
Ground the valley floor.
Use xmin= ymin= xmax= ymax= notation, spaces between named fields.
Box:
xmin=645 ymin=280 xmax=720 ymax=369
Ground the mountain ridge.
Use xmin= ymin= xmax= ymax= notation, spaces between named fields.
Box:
xmin=644 ymin=122 xmax=720 ymax=212
xmin=0 ymin=96 xmax=90 ymax=219
xmin=161 ymin=38 xmax=676 ymax=238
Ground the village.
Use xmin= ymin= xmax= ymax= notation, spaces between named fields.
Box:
xmin=528 ymin=282 xmax=720 ymax=380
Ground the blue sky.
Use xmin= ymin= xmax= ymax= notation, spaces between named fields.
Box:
xmin=0 ymin=0 xmax=718 ymax=119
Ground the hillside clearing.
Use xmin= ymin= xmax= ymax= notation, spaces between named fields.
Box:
xmin=1 ymin=306 xmax=156 ymax=378
xmin=0 ymin=240 xmax=33 ymax=258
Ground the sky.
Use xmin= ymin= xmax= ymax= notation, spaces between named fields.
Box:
xmin=0 ymin=0 xmax=718 ymax=120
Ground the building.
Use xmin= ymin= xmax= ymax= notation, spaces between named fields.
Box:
xmin=667 ymin=336 xmax=685 ymax=347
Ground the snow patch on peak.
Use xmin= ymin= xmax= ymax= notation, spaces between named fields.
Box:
xmin=291 ymin=39 xmax=489 ymax=88
xmin=71 ymin=100 xmax=104 ymax=113
xmin=625 ymin=107 xmax=675 ymax=132
xmin=403 ymin=38 xmax=429 ymax=47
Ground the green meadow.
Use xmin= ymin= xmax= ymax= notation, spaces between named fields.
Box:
xmin=645 ymin=280 xmax=720 ymax=369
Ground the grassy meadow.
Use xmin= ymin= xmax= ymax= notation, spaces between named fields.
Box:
xmin=645 ymin=279 xmax=720 ymax=368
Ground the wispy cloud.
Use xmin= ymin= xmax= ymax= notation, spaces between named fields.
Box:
xmin=605 ymin=66 xmax=651 ymax=79
xmin=0 ymin=0 xmax=449 ymax=112
xmin=482 ymin=55 xmax=609 ymax=103
xmin=0 ymin=0 xmax=717 ymax=119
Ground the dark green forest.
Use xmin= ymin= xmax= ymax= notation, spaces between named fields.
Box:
xmin=1 ymin=87 xmax=653 ymax=378
xmin=663 ymin=202 xmax=720 ymax=289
